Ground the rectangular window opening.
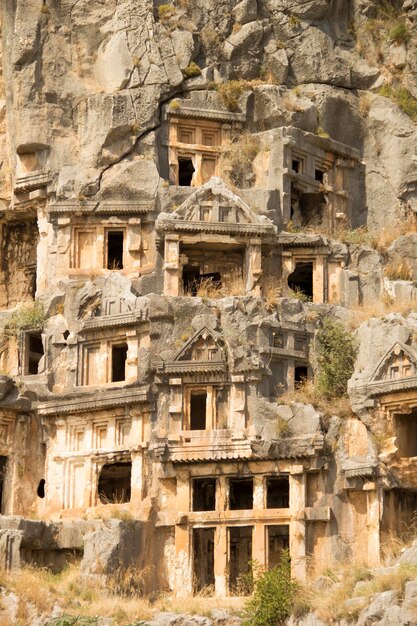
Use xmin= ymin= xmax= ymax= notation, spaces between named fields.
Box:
xmin=229 ymin=478 xmax=253 ymax=510
xmin=107 ymin=231 xmax=124 ymax=270
xmin=292 ymin=159 xmax=301 ymax=173
xmin=190 ymin=391 xmax=207 ymax=430
xmin=0 ymin=456 xmax=7 ymax=514
xmin=193 ymin=528 xmax=215 ymax=594
xmin=288 ymin=261 xmax=313 ymax=299
xmin=98 ymin=461 xmax=131 ymax=504
xmin=315 ymin=169 xmax=324 ymax=183
xmin=267 ymin=525 xmax=289 ymax=570
xmin=266 ymin=476 xmax=289 ymax=509
xmin=193 ymin=477 xmax=216 ymax=511
xmin=229 ymin=526 xmax=253 ymax=594
xmin=111 ymin=344 xmax=128 ymax=382
xmin=393 ymin=409 xmax=417 ymax=458
xmin=27 ymin=332 xmax=44 ymax=375
xmin=295 ymin=366 xmax=308 ymax=387
xmin=178 ymin=157 xmax=195 ymax=186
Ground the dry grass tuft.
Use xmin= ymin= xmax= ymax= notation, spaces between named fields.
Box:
xmin=219 ymin=132 xmax=261 ymax=187
xmin=155 ymin=594 xmax=244 ymax=616
xmin=264 ymin=284 xmax=282 ymax=312
xmin=371 ymin=214 xmax=417 ymax=253
xmin=0 ymin=564 xmax=245 ymax=625
xmin=349 ymin=296 xmax=416 ymax=329
xmin=384 ymin=258 xmax=413 ymax=281
xmin=358 ymin=93 xmax=372 ymax=117
xmin=276 ymin=379 xmax=352 ymax=418
xmin=299 ymin=559 xmax=417 ymax=623
xmin=185 ymin=276 xmax=245 ymax=299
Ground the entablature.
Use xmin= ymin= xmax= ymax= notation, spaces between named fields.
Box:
xmin=48 ymin=201 xmax=154 ymax=217
xmin=80 ymin=310 xmax=149 ymax=334
xmin=37 ymin=385 xmax=151 ymax=416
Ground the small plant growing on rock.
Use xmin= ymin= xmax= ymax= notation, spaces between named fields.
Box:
xmin=182 ymin=62 xmax=202 ymax=78
xmin=388 ymin=20 xmax=410 ymax=44
xmin=168 ymin=98 xmax=181 ymax=112
xmin=220 ymin=133 xmax=260 ymax=186
xmin=316 ymin=317 xmax=358 ymax=398
xmin=216 ymin=80 xmax=246 ymax=112
xmin=288 ymin=15 xmax=301 ymax=30
xmin=288 ymin=287 xmax=311 ymax=302
xmin=244 ymin=550 xmax=298 ymax=626
xmin=384 ymin=258 xmax=413 ymax=280
xmin=157 ymin=4 xmax=176 ymax=23
xmin=379 ymin=84 xmax=417 ymax=122
xmin=201 ymin=26 xmax=222 ymax=57
xmin=316 ymin=126 xmax=330 ymax=139
xmin=5 ymin=302 xmax=46 ymax=336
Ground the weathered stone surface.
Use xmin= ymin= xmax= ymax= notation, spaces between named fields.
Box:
xmin=357 ymin=591 xmax=398 ymax=626
xmin=3 ymin=0 xmax=417 ymax=622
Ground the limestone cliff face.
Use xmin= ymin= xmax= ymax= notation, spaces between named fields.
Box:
xmin=1 ymin=0 xmax=417 ymax=622
xmin=1 ymin=0 xmax=417 ymax=223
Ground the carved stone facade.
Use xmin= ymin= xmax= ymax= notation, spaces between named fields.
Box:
xmin=0 ymin=96 xmax=415 ymax=598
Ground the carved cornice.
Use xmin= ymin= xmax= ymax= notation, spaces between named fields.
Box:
xmin=15 ymin=172 xmax=49 ymax=193
xmin=166 ymin=438 xmax=253 ymax=463
xmin=268 ymin=347 xmax=309 ymax=360
xmin=37 ymin=386 xmax=150 ymax=416
xmin=48 ymin=201 xmax=154 ymax=216
xmin=157 ymin=218 xmax=275 ymax=238
xmin=155 ymin=360 xmax=226 ymax=376
xmin=81 ymin=311 xmax=148 ymax=333
xmin=355 ymin=376 xmax=417 ymax=398
xmin=168 ymin=107 xmax=246 ymax=123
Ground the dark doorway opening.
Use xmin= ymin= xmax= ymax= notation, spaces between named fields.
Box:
xmin=292 ymin=159 xmax=301 ymax=173
xmin=27 ymin=332 xmax=44 ymax=375
xmin=267 ymin=525 xmax=290 ymax=570
xmin=295 ymin=366 xmax=308 ymax=387
xmin=315 ymin=169 xmax=324 ymax=183
xmin=229 ymin=526 xmax=253 ymax=594
xmin=190 ymin=391 xmax=207 ymax=430
xmin=107 ymin=231 xmax=124 ymax=270
xmin=193 ymin=528 xmax=215 ymax=593
xmin=229 ymin=478 xmax=253 ymax=510
xmin=111 ymin=344 xmax=128 ymax=382
xmin=37 ymin=479 xmax=45 ymax=499
xmin=266 ymin=477 xmax=289 ymax=509
xmin=381 ymin=489 xmax=417 ymax=541
xmin=178 ymin=158 xmax=195 ymax=186
xmin=393 ymin=409 xmax=417 ymax=457
xmin=193 ymin=478 xmax=216 ymax=511
xmin=98 ymin=461 xmax=131 ymax=504
xmin=288 ymin=262 xmax=313 ymax=299
xmin=299 ymin=192 xmax=326 ymax=227
xmin=0 ymin=457 xmax=7 ymax=513
xmin=183 ymin=266 xmax=222 ymax=296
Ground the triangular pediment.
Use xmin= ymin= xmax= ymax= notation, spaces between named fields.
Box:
xmin=174 ymin=327 xmax=224 ymax=363
xmin=371 ymin=342 xmax=417 ymax=383
xmin=168 ymin=177 xmax=271 ymax=226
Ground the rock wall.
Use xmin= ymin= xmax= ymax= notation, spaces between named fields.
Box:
xmin=1 ymin=0 xmax=417 ymax=617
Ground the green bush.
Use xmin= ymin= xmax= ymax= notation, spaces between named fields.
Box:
xmin=216 ymin=80 xmax=246 ymax=111
xmin=388 ymin=20 xmax=410 ymax=44
xmin=182 ymin=62 xmax=202 ymax=78
xmin=157 ymin=4 xmax=176 ymax=23
xmin=379 ymin=84 xmax=417 ymax=122
xmin=316 ymin=318 xmax=358 ymax=398
xmin=5 ymin=302 xmax=46 ymax=336
xmin=45 ymin=616 xmax=99 ymax=626
xmin=244 ymin=551 xmax=298 ymax=626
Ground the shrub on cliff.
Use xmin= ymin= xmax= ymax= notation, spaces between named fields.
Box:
xmin=316 ymin=318 xmax=357 ymax=398
xmin=244 ymin=550 xmax=297 ymax=626
xmin=4 ymin=301 xmax=45 ymax=336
